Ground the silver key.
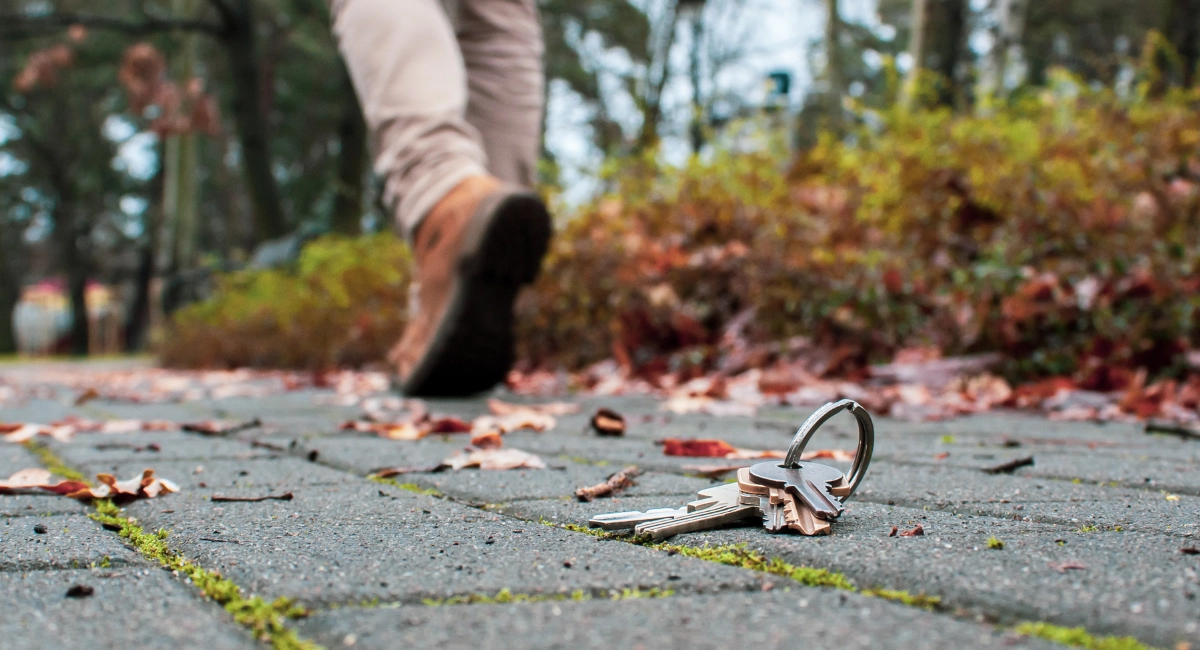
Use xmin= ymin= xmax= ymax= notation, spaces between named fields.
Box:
xmin=589 ymin=507 xmax=684 ymax=531
xmin=589 ymin=483 xmax=758 ymax=540
xmin=758 ymin=494 xmax=788 ymax=533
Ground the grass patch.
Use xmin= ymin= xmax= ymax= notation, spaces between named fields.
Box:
xmin=861 ymin=588 xmax=942 ymax=610
xmin=22 ymin=441 xmax=89 ymax=483
xmin=369 ymin=475 xmax=443 ymax=497
xmin=1014 ymin=622 xmax=1156 ymax=650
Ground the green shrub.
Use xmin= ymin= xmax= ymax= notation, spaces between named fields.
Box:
xmin=158 ymin=234 xmax=410 ymax=369
xmin=161 ymin=76 xmax=1200 ymax=384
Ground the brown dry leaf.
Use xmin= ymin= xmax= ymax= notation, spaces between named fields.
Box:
xmin=0 ymin=468 xmax=54 ymax=492
xmin=575 ymin=466 xmax=639 ymax=501
xmin=899 ymin=524 xmax=925 ymax=537
xmin=471 ymin=412 xmax=557 ymax=435
xmin=590 ymin=408 xmax=627 ymax=436
xmin=659 ymin=438 xmax=785 ymax=460
xmin=487 ymin=398 xmax=580 ymax=416
xmin=442 ymin=447 xmax=546 ymax=470
xmin=1048 ymin=561 xmax=1087 ymax=573
xmin=469 ymin=430 xmax=504 ymax=449
xmin=659 ymin=395 xmax=757 ymax=417
xmin=75 ymin=388 xmax=100 ymax=405
xmin=1 ymin=424 xmax=42 ymax=443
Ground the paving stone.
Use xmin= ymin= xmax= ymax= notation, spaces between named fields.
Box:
xmin=47 ymin=432 xmax=276 ymax=466
xmin=0 ymin=514 xmax=145 ymax=571
xmin=0 ymin=568 xmax=257 ymax=649
xmin=74 ymin=456 xmax=359 ymax=492
xmin=285 ymin=433 xmax=710 ymax=501
xmin=859 ymin=461 xmax=1200 ymax=539
xmin=296 ymin=589 xmax=1059 ymax=650
xmin=1 ymin=445 xmax=43 ymax=477
xmin=497 ymin=495 xmax=1200 ymax=649
xmin=119 ymin=483 xmax=764 ymax=608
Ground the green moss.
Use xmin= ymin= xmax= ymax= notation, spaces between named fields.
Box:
xmin=1014 ymin=622 xmax=1155 ymax=650
xmin=25 ymin=442 xmax=321 ymax=650
xmin=91 ymin=500 xmax=317 ymax=649
xmin=22 ymin=441 xmax=88 ymax=483
xmin=369 ymin=475 xmax=442 ymax=497
xmin=940 ymin=435 xmax=955 ymax=444
xmin=861 ymin=588 xmax=941 ymax=610
xmin=651 ymin=542 xmax=855 ymax=590
xmin=1078 ymin=525 xmax=1099 ymax=533
xmin=987 ymin=536 xmax=1005 ymax=550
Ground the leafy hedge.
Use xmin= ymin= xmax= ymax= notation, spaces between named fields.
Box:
xmin=161 ymin=76 xmax=1200 ymax=386
xmin=158 ymin=234 xmax=410 ymax=369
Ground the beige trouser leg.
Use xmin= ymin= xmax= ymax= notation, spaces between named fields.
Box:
xmin=331 ymin=0 xmax=543 ymax=237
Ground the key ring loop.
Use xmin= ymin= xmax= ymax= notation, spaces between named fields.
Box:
xmin=782 ymin=399 xmax=874 ymax=500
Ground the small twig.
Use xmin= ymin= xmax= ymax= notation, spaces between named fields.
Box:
xmin=575 ymin=466 xmax=639 ymax=502
xmin=199 ymin=537 xmax=245 ymax=544
xmin=249 ymin=439 xmax=288 ymax=452
xmin=370 ymin=465 xmax=446 ymax=478
xmin=183 ymin=418 xmax=262 ymax=437
xmin=1145 ymin=421 xmax=1200 ymax=441
xmin=982 ymin=456 xmax=1034 ymax=474
xmin=210 ymin=492 xmax=293 ymax=503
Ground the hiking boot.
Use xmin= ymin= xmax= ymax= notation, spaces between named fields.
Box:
xmin=389 ymin=175 xmax=551 ymax=396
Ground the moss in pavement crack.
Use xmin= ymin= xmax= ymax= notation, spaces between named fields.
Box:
xmin=90 ymin=499 xmax=318 ymax=649
xmin=28 ymin=442 xmax=320 ymax=650
xmin=1014 ymin=622 xmax=1157 ymax=650
xmin=23 ymin=441 xmax=88 ymax=483
xmin=369 ymin=475 xmax=443 ymax=496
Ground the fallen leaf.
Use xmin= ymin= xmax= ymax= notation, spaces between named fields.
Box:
xmin=681 ymin=463 xmax=747 ymax=479
xmin=469 ymin=430 xmax=504 ymax=449
xmin=888 ymin=526 xmax=899 ymax=537
xmin=426 ymin=417 xmax=472 ymax=433
xmin=899 ymin=524 xmax=925 ymax=537
xmin=661 ymin=438 xmax=737 ymax=457
xmin=982 ymin=456 xmax=1034 ymax=474
xmin=471 ymin=411 xmax=556 ymax=435
xmin=487 ymin=398 xmax=580 ymax=416
xmin=369 ymin=465 xmax=444 ymax=478
xmin=441 ymin=447 xmax=546 ymax=471
xmin=1180 ymin=547 xmax=1200 ymax=555
xmin=590 ymin=408 xmax=627 ymax=436
xmin=575 ymin=466 xmax=639 ymax=501
xmin=0 ymin=468 xmax=54 ymax=491
xmin=74 ymin=388 xmax=100 ymax=405
xmin=1048 ymin=561 xmax=1087 ymax=573
xmin=659 ymin=438 xmax=785 ymax=460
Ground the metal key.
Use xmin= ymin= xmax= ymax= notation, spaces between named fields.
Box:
xmin=588 ymin=483 xmax=748 ymax=533
xmin=749 ymin=461 xmax=846 ymax=520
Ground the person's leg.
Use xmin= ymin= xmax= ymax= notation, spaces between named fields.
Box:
xmin=331 ymin=0 xmax=488 ymax=236
xmin=456 ymin=0 xmax=544 ymax=188
xmin=331 ymin=0 xmax=551 ymax=397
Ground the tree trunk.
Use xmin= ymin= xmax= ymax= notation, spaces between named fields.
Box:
xmin=825 ymin=0 xmax=846 ymax=129
xmin=332 ymin=68 xmax=366 ymax=236
xmin=925 ymin=0 xmax=967 ymax=107
xmin=982 ymin=0 xmax=1027 ymax=98
xmin=687 ymin=10 xmax=704 ymax=153
xmin=0 ymin=259 xmax=17 ymax=355
xmin=902 ymin=0 xmax=928 ymax=108
xmin=222 ymin=0 xmax=287 ymax=243
xmin=56 ymin=203 xmax=89 ymax=356
xmin=1166 ymin=0 xmax=1200 ymax=86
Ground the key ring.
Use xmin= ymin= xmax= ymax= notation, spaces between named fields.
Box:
xmin=782 ymin=399 xmax=874 ymax=500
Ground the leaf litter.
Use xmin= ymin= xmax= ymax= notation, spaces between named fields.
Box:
xmin=0 ymin=467 xmax=178 ymax=502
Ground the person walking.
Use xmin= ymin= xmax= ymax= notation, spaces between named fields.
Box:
xmin=330 ymin=0 xmax=551 ymax=396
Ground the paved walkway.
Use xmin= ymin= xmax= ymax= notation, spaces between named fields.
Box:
xmin=2 ymin=363 xmax=1199 ymax=649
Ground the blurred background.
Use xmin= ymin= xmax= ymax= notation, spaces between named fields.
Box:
xmin=3 ymin=0 xmax=1200 ymax=396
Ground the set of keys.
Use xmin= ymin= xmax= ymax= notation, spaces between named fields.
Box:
xmin=589 ymin=399 xmax=874 ymax=541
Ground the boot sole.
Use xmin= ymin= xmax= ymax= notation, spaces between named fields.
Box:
xmin=398 ymin=190 xmax=551 ymax=397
